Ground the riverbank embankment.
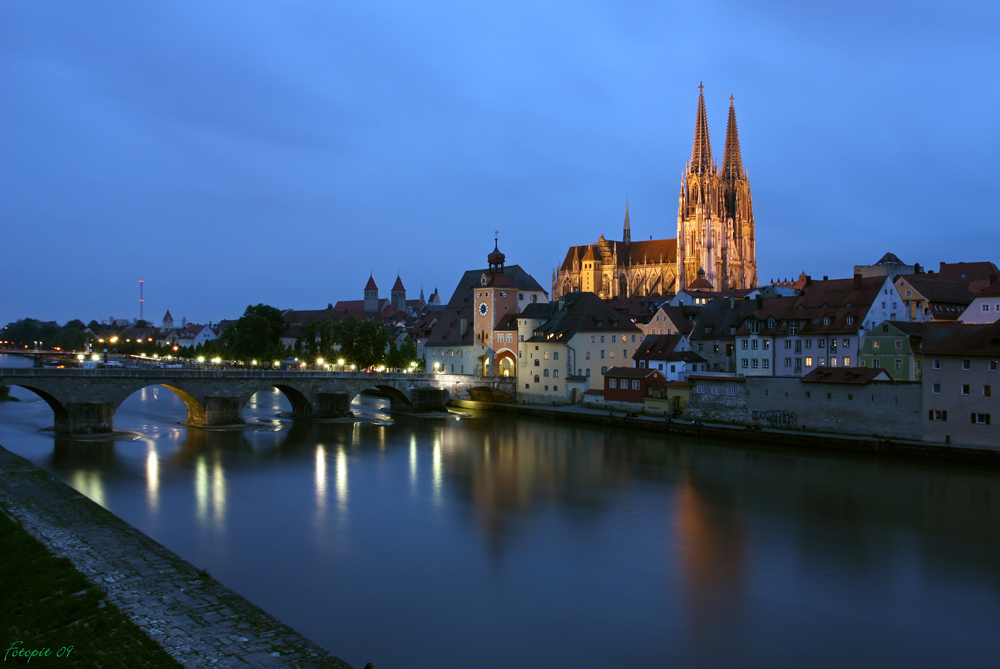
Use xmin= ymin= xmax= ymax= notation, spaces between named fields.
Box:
xmin=0 ymin=446 xmax=353 ymax=669
xmin=450 ymin=400 xmax=1000 ymax=466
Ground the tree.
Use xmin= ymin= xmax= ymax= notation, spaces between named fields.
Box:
xmin=217 ymin=304 xmax=289 ymax=363
xmin=295 ymin=321 xmax=336 ymax=363
xmin=333 ymin=317 xmax=388 ymax=370
xmin=386 ymin=338 xmax=419 ymax=370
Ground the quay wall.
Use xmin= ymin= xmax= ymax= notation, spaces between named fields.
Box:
xmin=450 ymin=401 xmax=1000 ymax=466
xmin=0 ymin=445 xmax=354 ymax=669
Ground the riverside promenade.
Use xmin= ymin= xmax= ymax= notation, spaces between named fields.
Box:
xmin=451 ymin=400 xmax=1000 ymax=465
xmin=0 ymin=446 xmax=353 ymax=669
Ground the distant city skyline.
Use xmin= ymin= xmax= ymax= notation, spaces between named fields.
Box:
xmin=3 ymin=2 xmax=998 ymax=326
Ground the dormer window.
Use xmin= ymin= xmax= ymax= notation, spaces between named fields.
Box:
xmin=845 ymin=315 xmax=854 ymax=325
xmin=767 ymin=318 xmax=776 ymax=328
xmin=823 ymin=316 xmax=831 ymax=326
xmin=789 ymin=323 xmax=799 ymax=335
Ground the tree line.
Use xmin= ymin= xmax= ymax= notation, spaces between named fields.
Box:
xmin=2 ymin=305 xmax=421 ymax=371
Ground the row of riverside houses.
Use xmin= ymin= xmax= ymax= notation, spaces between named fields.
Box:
xmin=423 ymin=245 xmax=998 ymax=448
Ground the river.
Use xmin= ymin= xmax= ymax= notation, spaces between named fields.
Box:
xmin=1 ymin=355 xmax=998 ymax=667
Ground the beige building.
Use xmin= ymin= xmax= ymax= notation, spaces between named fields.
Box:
xmin=516 ymin=292 xmax=643 ymax=403
xmin=553 ymin=85 xmax=757 ymax=300
xmin=922 ymin=322 xmax=1000 ymax=447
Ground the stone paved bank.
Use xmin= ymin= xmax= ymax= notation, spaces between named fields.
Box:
xmin=0 ymin=446 xmax=353 ymax=669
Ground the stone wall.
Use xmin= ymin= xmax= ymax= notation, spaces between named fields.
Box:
xmin=685 ymin=375 xmax=923 ymax=440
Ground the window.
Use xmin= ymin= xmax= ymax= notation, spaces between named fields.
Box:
xmin=823 ymin=316 xmax=831 ymax=326
xmin=553 ymin=370 xmax=559 ymax=378
xmin=610 ymin=350 xmax=615 ymax=358
xmin=846 ymin=315 xmax=854 ymax=325
xmin=585 ymin=352 xmax=591 ymax=360
xmin=785 ymin=340 xmax=792 ymax=349
xmin=795 ymin=358 xmax=802 ymax=373
xmin=726 ymin=387 xmax=736 ymax=396
xmin=600 ymin=350 xmax=605 ymax=359
xmin=785 ymin=358 xmax=792 ymax=368
xmin=751 ymin=340 xmax=759 ymax=350
xmin=600 ymin=336 xmax=605 ymax=343
xmin=789 ymin=323 xmax=798 ymax=335
xmin=751 ymin=359 xmax=759 ymax=368
xmin=507 ymin=334 xmax=513 ymax=342
xmin=711 ymin=386 xmax=720 ymax=395
xmin=985 ymin=385 xmax=992 ymax=397
xmin=874 ymin=359 xmax=880 ymax=368
xmin=933 ymin=359 xmax=941 ymax=370
xmin=696 ymin=385 xmax=705 ymax=394
xmin=933 ymin=383 xmax=940 ymax=394
xmin=795 ymin=340 xmax=802 ymax=354
xmin=742 ymin=340 xmax=749 ymax=350
xmin=612 ymin=335 xmax=617 ymax=343
xmin=632 ymin=380 xmax=640 ymax=390
xmin=609 ymin=379 xmax=617 ymax=388
xmin=972 ymin=413 xmax=991 ymax=425
xmin=805 ymin=357 xmax=813 ymax=367
xmin=742 ymin=359 xmax=749 ymax=368
xmin=992 ymin=360 xmax=998 ymax=372
xmin=895 ymin=359 xmax=902 ymax=370
xmin=698 ymin=344 xmax=704 ymax=352
xmin=601 ymin=366 xmax=607 ymax=374
xmin=844 ymin=339 xmax=850 ymax=348
xmin=534 ymin=375 xmax=539 ymax=383
xmin=543 ymin=369 xmax=549 ymax=377
xmin=553 ymin=352 xmax=559 ymax=360
xmin=519 ymin=335 xmax=525 ymax=342
xmin=819 ymin=339 xmax=826 ymax=349
xmin=631 ymin=335 xmax=636 ymax=342
xmin=763 ymin=340 xmax=770 ymax=350
xmin=762 ymin=359 xmax=770 ymax=368
xmin=544 ymin=351 xmax=549 ymax=360
xmin=590 ymin=335 xmax=595 ymax=343
xmin=962 ymin=384 xmax=970 ymax=395
xmin=806 ymin=339 xmax=813 ymax=349
xmin=983 ymin=304 xmax=990 ymax=312
xmin=534 ymin=359 xmax=540 ymax=367
xmin=585 ymin=369 xmax=591 ymax=377
xmin=962 ymin=360 xmax=971 ymax=370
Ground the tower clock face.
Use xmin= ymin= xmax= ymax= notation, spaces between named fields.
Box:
xmin=478 ymin=301 xmax=489 ymax=317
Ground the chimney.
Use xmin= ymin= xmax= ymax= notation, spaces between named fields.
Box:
xmin=853 ymin=273 xmax=863 ymax=290
xmin=823 ymin=275 xmax=829 ymax=281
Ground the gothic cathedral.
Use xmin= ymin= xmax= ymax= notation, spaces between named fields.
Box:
xmin=553 ymin=85 xmax=757 ymax=299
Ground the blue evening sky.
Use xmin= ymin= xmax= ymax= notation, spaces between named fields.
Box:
xmin=2 ymin=1 xmax=998 ymax=327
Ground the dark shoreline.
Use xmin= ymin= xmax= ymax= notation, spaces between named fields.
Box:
xmin=449 ymin=400 xmax=1000 ymax=467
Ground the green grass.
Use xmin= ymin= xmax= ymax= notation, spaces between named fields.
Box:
xmin=0 ymin=507 xmax=180 ymax=668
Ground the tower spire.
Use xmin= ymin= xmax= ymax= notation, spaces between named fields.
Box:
xmin=623 ymin=195 xmax=631 ymax=244
xmin=721 ymin=94 xmax=743 ymax=181
xmin=690 ymin=82 xmax=713 ymax=174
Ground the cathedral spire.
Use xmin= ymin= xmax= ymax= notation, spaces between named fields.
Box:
xmin=623 ymin=196 xmax=631 ymax=244
xmin=721 ymin=94 xmax=743 ymax=181
xmin=690 ymin=82 xmax=713 ymax=174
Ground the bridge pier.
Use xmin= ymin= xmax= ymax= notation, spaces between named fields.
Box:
xmin=309 ymin=392 xmax=353 ymax=419
xmin=201 ymin=395 xmax=244 ymax=427
xmin=57 ymin=402 xmax=115 ymax=435
xmin=409 ymin=387 xmax=449 ymax=413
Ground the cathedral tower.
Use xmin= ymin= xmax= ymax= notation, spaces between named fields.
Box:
xmin=676 ymin=85 xmax=756 ymax=291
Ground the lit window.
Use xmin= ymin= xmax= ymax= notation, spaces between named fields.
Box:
xmin=805 ymin=357 xmax=813 ymax=367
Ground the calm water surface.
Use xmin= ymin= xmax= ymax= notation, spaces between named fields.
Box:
xmin=1 ymin=356 xmax=999 ymax=668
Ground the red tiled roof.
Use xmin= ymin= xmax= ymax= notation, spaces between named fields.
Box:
xmin=602 ymin=366 xmax=664 ymax=379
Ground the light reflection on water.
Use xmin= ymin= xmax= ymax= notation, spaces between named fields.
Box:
xmin=0 ymin=359 xmax=999 ymax=668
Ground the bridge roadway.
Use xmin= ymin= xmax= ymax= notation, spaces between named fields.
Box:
xmin=0 ymin=368 xmax=517 ymax=435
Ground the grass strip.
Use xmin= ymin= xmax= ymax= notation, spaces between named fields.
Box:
xmin=0 ymin=506 xmax=180 ymax=668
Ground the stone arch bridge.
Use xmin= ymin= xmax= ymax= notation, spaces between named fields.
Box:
xmin=0 ymin=369 xmax=516 ymax=435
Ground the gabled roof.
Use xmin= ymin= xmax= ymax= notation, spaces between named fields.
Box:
xmin=689 ymin=299 xmax=759 ymax=341
xmin=559 ymin=239 xmax=678 ymax=272
xmin=921 ymin=321 xmax=1000 ymax=356
xmin=633 ymin=334 xmax=685 ymax=360
xmin=524 ymin=292 xmax=641 ymax=343
xmin=935 ymin=261 xmax=1000 ymax=293
xmin=365 ymin=275 xmax=378 ymax=291
xmin=603 ymin=366 xmax=664 ymax=379
xmin=655 ymin=305 xmax=699 ymax=334
xmin=801 ymin=367 xmax=893 ymax=384
xmin=897 ymin=275 xmax=975 ymax=305
xmin=444 ymin=265 xmax=544 ymax=308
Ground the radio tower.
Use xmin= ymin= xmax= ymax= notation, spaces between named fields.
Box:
xmin=139 ymin=280 xmax=144 ymax=323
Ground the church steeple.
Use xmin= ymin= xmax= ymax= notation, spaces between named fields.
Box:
xmin=622 ymin=196 xmax=631 ymax=245
xmin=690 ymin=82 xmax=713 ymax=175
xmin=721 ymin=95 xmax=743 ymax=181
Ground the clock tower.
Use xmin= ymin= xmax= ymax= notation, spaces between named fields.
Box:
xmin=473 ymin=237 xmax=518 ymax=376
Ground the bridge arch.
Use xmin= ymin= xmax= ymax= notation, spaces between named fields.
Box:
xmin=1 ymin=383 xmax=69 ymax=428
xmin=269 ymin=383 xmax=312 ymax=419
